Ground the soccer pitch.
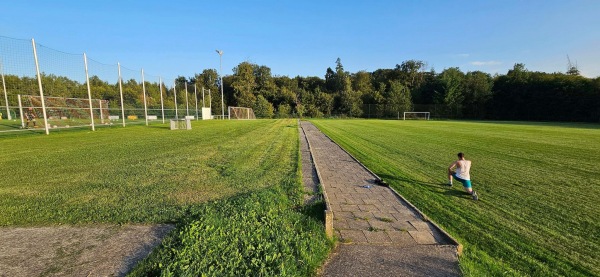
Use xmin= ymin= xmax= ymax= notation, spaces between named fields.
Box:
xmin=310 ymin=119 xmax=600 ymax=276
xmin=0 ymin=119 xmax=300 ymax=225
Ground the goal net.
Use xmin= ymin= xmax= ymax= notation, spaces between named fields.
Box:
xmin=403 ymin=112 xmax=430 ymax=120
xmin=19 ymin=94 xmax=110 ymax=129
xmin=228 ymin=106 xmax=256 ymax=120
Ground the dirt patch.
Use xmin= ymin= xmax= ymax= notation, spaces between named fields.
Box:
xmin=0 ymin=224 xmax=174 ymax=277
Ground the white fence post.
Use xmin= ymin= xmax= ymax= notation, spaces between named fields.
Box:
xmin=17 ymin=94 xmax=24 ymax=128
xmin=1 ymin=60 xmax=11 ymax=120
xmin=32 ymin=39 xmax=50 ymax=135
xmin=83 ymin=53 xmax=95 ymax=131
xmin=185 ymin=82 xmax=189 ymax=117
xmin=194 ymin=83 xmax=198 ymax=120
xmin=141 ymin=69 xmax=148 ymax=126
xmin=118 ymin=62 xmax=125 ymax=127
xmin=174 ymin=80 xmax=178 ymax=119
xmin=159 ymin=77 xmax=165 ymax=123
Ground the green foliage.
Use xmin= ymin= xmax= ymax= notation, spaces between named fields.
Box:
xmin=277 ymin=103 xmax=292 ymax=118
xmin=386 ymin=80 xmax=412 ymax=114
xmin=253 ymin=95 xmax=275 ymax=118
xmin=4 ymin=59 xmax=598 ymax=122
xmin=232 ymin=62 xmax=257 ymax=107
xmin=311 ymin=119 xmax=600 ymax=276
xmin=439 ymin=67 xmax=466 ymax=117
xmin=128 ymin=184 xmax=332 ymax=276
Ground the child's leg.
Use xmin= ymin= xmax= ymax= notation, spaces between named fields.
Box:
xmin=447 ymin=170 xmax=454 ymax=184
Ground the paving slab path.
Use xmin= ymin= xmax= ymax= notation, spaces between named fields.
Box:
xmin=300 ymin=121 xmax=461 ymax=277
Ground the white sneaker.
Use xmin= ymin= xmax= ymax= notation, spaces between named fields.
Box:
xmin=472 ymin=191 xmax=479 ymax=201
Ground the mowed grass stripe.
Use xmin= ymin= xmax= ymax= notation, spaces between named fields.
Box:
xmin=0 ymin=119 xmax=298 ymax=225
xmin=310 ymin=119 xmax=599 ymax=276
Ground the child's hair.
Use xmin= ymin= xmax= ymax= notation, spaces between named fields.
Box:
xmin=457 ymin=152 xmax=464 ymax=158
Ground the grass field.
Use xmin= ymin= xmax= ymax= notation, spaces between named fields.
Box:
xmin=0 ymin=119 xmax=332 ymax=275
xmin=310 ymin=119 xmax=600 ymax=276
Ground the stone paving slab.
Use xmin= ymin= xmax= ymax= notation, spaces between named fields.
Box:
xmin=300 ymin=121 xmax=460 ymax=276
xmin=319 ymin=245 xmax=461 ymax=277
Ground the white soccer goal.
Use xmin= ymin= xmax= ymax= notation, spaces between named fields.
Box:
xmin=18 ymin=94 xmax=110 ymax=129
xmin=403 ymin=112 xmax=430 ymax=120
xmin=228 ymin=106 xmax=256 ymax=120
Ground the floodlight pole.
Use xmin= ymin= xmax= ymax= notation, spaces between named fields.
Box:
xmin=216 ymin=50 xmax=224 ymax=120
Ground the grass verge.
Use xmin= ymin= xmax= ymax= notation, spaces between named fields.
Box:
xmin=310 ymin=119 xmax=600 ymax=277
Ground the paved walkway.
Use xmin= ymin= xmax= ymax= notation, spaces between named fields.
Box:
xmin=300 ymin=121 xmax=460 ymax=277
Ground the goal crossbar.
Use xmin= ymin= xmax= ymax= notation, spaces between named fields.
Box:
xmin=403 ymin=112 xmax=430 ymax=120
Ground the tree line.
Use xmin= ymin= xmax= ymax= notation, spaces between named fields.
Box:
xmin=4 ymin=58 xmax=600 ymax=122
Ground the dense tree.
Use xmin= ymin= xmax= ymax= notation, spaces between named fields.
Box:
xmin=231 ymin=62 xmax=256 ymax=107
xmin=386 ymin=80 xmax=412 ymax=117
xmin=438 ymin=67 xmax=465 ymax=117
xmin=253 ymin=95 xmax=274 ymax=118
xmin=4 ymin=58 xmax=598 ymax=123
xmin=195 ymin=69 xmax=220 ymax=113
xmin=463 ymin=71 xmax=493 ymax=118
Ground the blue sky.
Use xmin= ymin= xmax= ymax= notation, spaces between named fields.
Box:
xmin=1 ymin=0 xmax=599 ymax=80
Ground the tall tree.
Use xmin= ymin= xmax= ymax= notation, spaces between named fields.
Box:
xmin=231 ymin=62 xmax=256 ymax=107
xmin=438 ymin=67 xmax=465 ymax=117
xmin=463 ymin=71 xmax=493 ymax=118
xmin=395 ymin=59 xmax=426 ymax=89
xmin=386 ymin=80 xmax=412 ymax=117
xmin=253 ymin=95 xmax=274 ymax=118
xmin=254 ymin=65 xmax=277 ymax=101
xmin=195 ymin=69 xmax=219 ymax=111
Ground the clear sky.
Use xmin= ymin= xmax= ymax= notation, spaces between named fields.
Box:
xmin=1 ymin=0 xmax=599 ymax=80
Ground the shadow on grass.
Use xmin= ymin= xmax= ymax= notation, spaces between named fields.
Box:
xmin=298 ymin=200 xmax=326 ymax=223
xmin=379 ymin=174 xmax=471 ymax=199
xmin=146 ymin=124 xmax=171 ymax=130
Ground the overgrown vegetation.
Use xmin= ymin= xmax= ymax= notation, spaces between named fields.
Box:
xmin=311 ymin=119 xmax=600 ymax=276
xmin=129 ymin=184 xmax=332 ymax=276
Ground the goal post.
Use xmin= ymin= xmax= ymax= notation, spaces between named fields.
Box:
xmin=228 ymin=106 xmax=256 ymax=120
xmin=403 ymin=112 xmax=430 ymax=120
xmin=18 ymin=94 xmax=110 ymax=129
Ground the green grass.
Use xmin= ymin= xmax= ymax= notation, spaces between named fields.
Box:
xmin=129 ymin=183 xmax=332 ymax=276
xmin=310 ymin=119 xmax=600 ymax=277
xmin=1 ymin=119 xmax=300 ymax=225
xmin=1 ymin=119 xmax=333 ymax=276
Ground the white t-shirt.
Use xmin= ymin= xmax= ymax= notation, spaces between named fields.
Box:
xmin=455 ymin=160 xmax=471 ymax=180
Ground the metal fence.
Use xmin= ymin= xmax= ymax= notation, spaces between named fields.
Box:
xmin=0 ymin=35 xmax=212 ymax=135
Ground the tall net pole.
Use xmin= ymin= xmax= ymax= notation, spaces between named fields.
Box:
xmin=1 ymin=60 xmax=11 ymax=120
xmin=159 ymin=77 xmax=165 ymax=123
xmin=185 ymin=82 xmax=189 ymax=117
xmin=83 ymin=53 xmax=95 ymax=131
xmin=32 ymin=39 xmax=49 ymax=135
xmin=194 ymin=83 xmax=198 ymax=120
xmin=141 ymin=69 xmax=148 ymax=126
xmin=17 ymin=94 xmax=24 ymax=128
xmin=174 ymin=80 xmax=178 ymax=119
xmin=118 ymin=63 xmax=125 ymax=127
